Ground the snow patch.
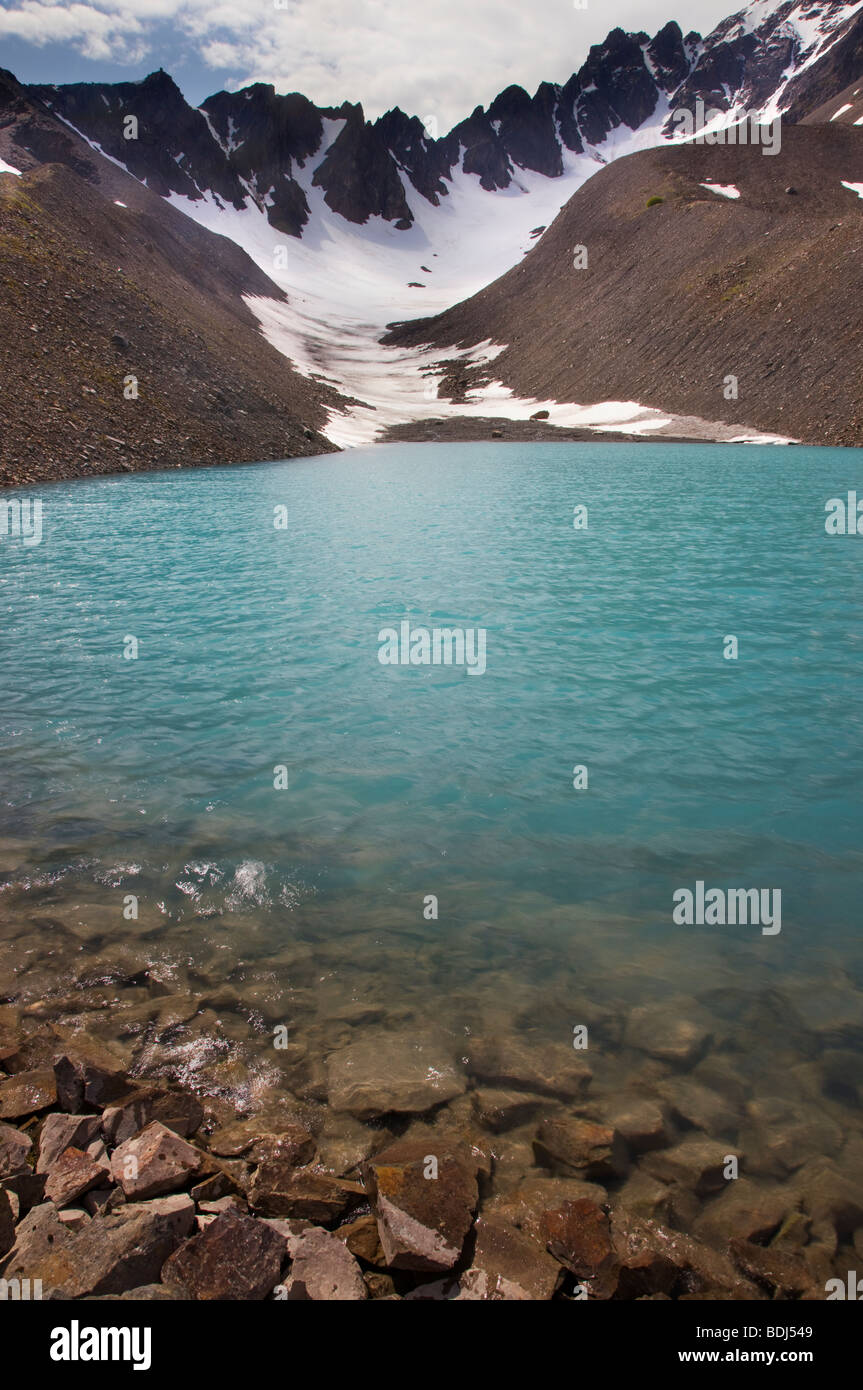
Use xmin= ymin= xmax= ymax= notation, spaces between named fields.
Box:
xmin=700 ymin=181 xmax=741 ymax=199
xmin=0 ymin=156 xmax=22 ymax=176
xmin=840 ymin=180 xmax=863 ymax=199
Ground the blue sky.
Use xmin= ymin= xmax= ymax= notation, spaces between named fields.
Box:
xmin=0 ymin=1 xmax=736 ymax=124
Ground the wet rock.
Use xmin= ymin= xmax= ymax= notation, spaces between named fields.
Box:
xmin=110 ymin=1121 xmax=203 ymax=1199
xmin=543 ymin=1199 xmax=615 ymax=1288
xmin=249 ymin=1164 xmax=365 ymax=1222
xmin=44 ymin=1146 xmax=110 ymax=1208
xmin=162 ymin=1208 xmax=285 ymax=1300
xmin=743 ymin=1096 xmax=842 ymax=1176
xmin=605 ymin=1098 xmax=669 ymax=1153
xmin=471 ymin=1088 xmax=545 ymax=1133
xmin=337 ymin=1213 xmax=386 ymax=1267
xmin=728 ymin=1238 xmax=814 ymax=1298
xmin=657 ymin=1078 xmax=739 ymax=1136
xmin=692 ymin=1178 xmax=790 ymax=1246
xmin=466 ymin=1036 xmax=592 ymax=1100
xmin=615 ymin=1168 xmax=674 ymax=1221
xmin=102 ymin=1084 xmax=204 ymax=1144
xmin=247 ymin=1126 xmax=316 ymax=1168
xmin=533 ymin=1117 xmax=628 ymax=1180
xmin=642 ymin=1137 xmax=736 ymax=1196
xmin=791 ymin=1157 xmax=863 ymax=1238
xmin=470 ymin=1215 xmax=563 ymax=1299
xmin=485 ymin=1176 xmax=608 ymax=1242
xmin=37 ymin=1113 xmax=102 ymax=1173
xmin=54 ymin=1046 xmax=128 ymax=1111
xmin=625 ymin=1003 xmax=713 ymax=1068
xmin=0 ymin=1068 xmax=56 ymax=1119
xmin=281 ymin=1225 xmax=367 ymax=1300
xmin=327 ymin=1030 xmax=466 ymax=1118
xmin=609 ymin=1209 xmax=681 ymax=1299
xmin=0 ymin=1121 xmax=32 ymax=1177
xmin=3 ymin=1194 xmax=194 ymax=1298
xmin=366 ymin=1139 xmax=478 ymax=1271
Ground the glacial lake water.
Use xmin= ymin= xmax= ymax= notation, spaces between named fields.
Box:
xmin=1 ymin=441 xmax=862 ymax=1197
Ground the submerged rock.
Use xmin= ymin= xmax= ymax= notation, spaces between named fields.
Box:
xmin=0 ymin=1068 xmax=56 ymax=1119
xmin=466 ymin=1036 xmax=592 ymax=1100
xmin=327 ymin=1029 xmax=466 ymax=1118
xmin=533 ymin=1117 xmax=628 ymax=1180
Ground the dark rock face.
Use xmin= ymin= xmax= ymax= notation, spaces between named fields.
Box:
xmin=17 ymin=4 xmax=863 ymax=234
xmin=312 ymin=104 xmax=414 ymax=225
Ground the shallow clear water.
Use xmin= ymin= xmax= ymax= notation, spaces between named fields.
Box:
xmin=1 ymin=441 xmax=862 ymax=1147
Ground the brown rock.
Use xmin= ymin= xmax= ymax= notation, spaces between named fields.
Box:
xmin=0 ymin=1121 xmax=32 ymax=1178
xmin=367 ymin=1140 xmax=478 ymax=1271
xmin=337 ymin=1213 xmax=386 ymax=1267
xmin=543 ymin=1199 xmax=614 ymax=1282
xmin=281 ymin=1225 xmax=367 ymax=1300
xmin=248 ymin=1164 xmax=365 ymax=1222
xmin=728 ymin=1237 xmax=814 ymax=1297
xmin=472 ymin=1214 xmax=563 ymax=1299
xmin=37 ymin=1113 xmax=102 ymax=1173
xmin=643 ymin=1137 xmax=737 ymax=1196
xmin=533 ymin=1117 xmax=628 ymax=1180
xmin=102 ymin=1085 xmax=204 ymax=1144
xmin=605 ymin=1098 xmax=670 ymax=1154
xmin=162 ymin=1208 xmax=285 ymax=1300
xmin=3 ymin=1194 xmax=194 ymax=1298
xmin=466 ymin=1037 xmax=592 ymax=1100
xmin=247 ymin=1126 xmax=316 ymax=1168
xmin=693 ymin=1179 xmax=790 ymax=1246
xmin=471 ymin=1088 xmax=544 ymax=1134
xmin=327 ymin=1029 xmax=466 ymax=1119
xmin=44 ymin=1146 xmax=110 ymax=1208
xmin=625 ymin=1004 xmax=713 ymax=1067
xmin=0 ymin=1069 xmax=56 ymax=1120
xmin=54 ymin=1046 xmax=128 ymax=1112
xmin=110 ymin=1121 xmax=202 ymax=1200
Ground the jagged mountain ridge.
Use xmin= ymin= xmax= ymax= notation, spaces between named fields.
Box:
xmin=19 ymin=1 xmax=863 ymax=240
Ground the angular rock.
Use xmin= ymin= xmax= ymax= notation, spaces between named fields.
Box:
xmin=366 ymin=1140 xmax=478 ymax=1272
xmin=337 ymin=1213 xmax=386 ymax=1267
xmin=0 ymin=1170 xmax=46 ymax=1217
xmin=470 ymin=1088 xmax=544 ymax=1134
xmin=1 ymin=1200 xmax=69 ymax=1274
xmin=327 ymin=1030 xmax=466 ymax=1118
xmin=282 ymin=1225 xmax=367 ymax=1300
xmin=44 ymin=1146 xmax=110 ymax=1208
xmin=543 ymin=1199 xmax=615 ymax=1285
xmin=162 ymin=1208 xmax=285 ymax=1300
xmin=37 ymin=1113 xmax=102 ymax=1174
xmin=625 ymin=1004 xmax=713 ymax=1067
xmin=102 ymin=1084 xmax=204 ymax=1144
xmin=472 ymin=1214 xmax=563 ymax=1299
xmin=3 ymin=1194 xmax=194 ymax=1297
xmin=0 ymin=1121 xmax=32 ymax=1178
xmin=54 ymin=1047 xmax=128 ymax=1112
xmin=467 ymin=1037 xmax=592 ymax=1100
xmin=643 ymin=1137 xmax=736 ymax=1196
xmin=658 ymin=1078 xmax=740 ymax=1137
xmin=609 ymin=1209 xmax=681 ymax=1299
xmin=533 ymin=1117 xmax=628 ymax=1180
xmin=693 ymin=1179 xmax=790 ymax=1246
xmin=248 ymin=1164 xmax=364 ymax=1222
xmin=247 ymin=1126 xmax=316 ymax=1168
xmin=110 ymin=1121 xmax=202 ymax=1200
xmin=728 ymin=1237 xmax=814 ymax=1298
xmin=605 ymin=1098 xmax=670 ymax=1154
xmin=0 ymin=1069 xmax=56 ymax=1120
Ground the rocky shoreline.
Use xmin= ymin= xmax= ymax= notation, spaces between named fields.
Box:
xmin=1 ymin=1007 xmax=859 ymax=1300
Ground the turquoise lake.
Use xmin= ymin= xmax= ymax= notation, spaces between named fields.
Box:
xmin=1 ymin=441 xmax=862 ymax=1158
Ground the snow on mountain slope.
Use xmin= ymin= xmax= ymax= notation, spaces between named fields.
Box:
xmin=24 ymin=0 xmax=863 ymax=446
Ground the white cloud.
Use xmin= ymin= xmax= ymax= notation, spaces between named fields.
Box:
xmin=0 ymin=0 xmax=734 ymax=123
